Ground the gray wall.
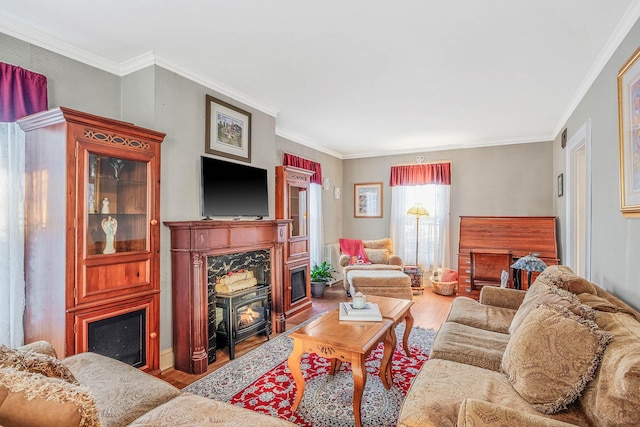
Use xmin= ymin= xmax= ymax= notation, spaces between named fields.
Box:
xmin=342 ymin=141 xmax=555 ymax=269
xmin=553 ymin=17 xmax=640 ymax=309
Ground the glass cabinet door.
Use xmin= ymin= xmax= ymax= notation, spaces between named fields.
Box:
xmin=86 ymin=153 xmax=149 ymax=256
xmin=289 ymin=185 xmax=307 ymax=237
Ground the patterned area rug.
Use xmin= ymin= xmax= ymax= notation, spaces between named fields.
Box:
xmin=185 ymin=315 xmax=436 ymax=427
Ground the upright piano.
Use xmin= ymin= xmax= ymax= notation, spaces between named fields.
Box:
xmin=457 ymin=216 xmax=559 ymax=293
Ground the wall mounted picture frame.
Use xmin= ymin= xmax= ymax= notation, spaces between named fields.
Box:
xmin=205 ymin=95 xmax=252 ymax=163
xmin=557 ymin=173 xmax=563 ymax=197
xmin=354 ymin=182 xmax=383 ymax=218
xmin=618 ymin=46 xmax=640 ymax=217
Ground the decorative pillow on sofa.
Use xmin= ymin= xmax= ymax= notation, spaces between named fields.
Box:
xmin=502 ymin=303 xmax=613 ymax=414
xmin=0 ymin=367 xmax=100 ymax=427
xmin=579 ymin=310 xmax=640 ymax=426
xmin=534 ymin=265 xmax=597 ymax=295
xmin=0 ymin=344 xmax=78 ymax=384
xmin=508 ymin=282 xmax=594 ymax=335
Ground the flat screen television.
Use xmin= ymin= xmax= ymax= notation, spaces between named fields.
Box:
xmin=201 ymin=156 xmax=269 ymax=219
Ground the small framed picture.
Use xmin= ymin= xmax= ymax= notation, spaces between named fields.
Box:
xmin=557 ymin=173 xmax=564 ymax=197
xmin=205 ymin=95 xmax=252 ymax=163
xmin=354 ymin=182 xmax=383 ymax=218
xmin=618 ymin=46 xmax=640 ymax=216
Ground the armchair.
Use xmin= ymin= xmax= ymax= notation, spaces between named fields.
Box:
xmin=339 ymin=238 xmax=404 ymax=294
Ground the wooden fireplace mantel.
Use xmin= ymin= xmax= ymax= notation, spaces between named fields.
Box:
xmin=164 ymin=219 xmax=290 ymax=374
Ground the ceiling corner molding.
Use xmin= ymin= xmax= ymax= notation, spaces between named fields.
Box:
xmin=0 ymin=17 xmax=121 ymax=75
xmin=275 ymin=128 xmax=344 ymax=159
xmin=552 ymin=0 xmax=640 ymax=138
xmin=154 ymin=56 xmax=279 ymax=118
xmin=119 ymin=51 xmax=156 ymax=75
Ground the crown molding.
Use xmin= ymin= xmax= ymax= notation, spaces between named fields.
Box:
xmin=154 ymin=55 xmax=279 ymax=117
xmin=0 ymin=17 xmax=279 ymax=118
xmin=0 ymin=17 xmax=121 ymax=74
xmin=552 ymin=0 xmax=640 ymax=139
xmin=275 ymin=127 xmax=344 ymax=159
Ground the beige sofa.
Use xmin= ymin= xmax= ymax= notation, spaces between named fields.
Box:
xmin=398 ymin=265 xmax=640 ymax=427
xmin=0 ymin=342 xmax=295 ymax=427
xmin=339 ymin=238 xmax=411 ymax=298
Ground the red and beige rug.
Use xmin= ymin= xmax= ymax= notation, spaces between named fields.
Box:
xmin=185 ymin=316 xmax=435 ymax=427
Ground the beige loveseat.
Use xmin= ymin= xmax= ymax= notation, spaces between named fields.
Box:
xmin=0 ymin=342 xmax=295 ymax=427
xmin=398 ymin=265 xmax=640 ymax=426
xmin=339 ymin=238 xmax=412 ymax=298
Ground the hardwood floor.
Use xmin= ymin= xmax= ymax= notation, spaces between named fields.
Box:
xmin=160 ymin=282 xmax=454 ymax=389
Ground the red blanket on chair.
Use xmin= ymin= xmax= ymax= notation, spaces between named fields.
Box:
xmin=339 ymin=238 xmax=371 ymax=265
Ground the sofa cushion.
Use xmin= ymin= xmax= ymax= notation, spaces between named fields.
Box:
xmin=0 ymin=344 xmax=78 ymax=384
xmin=0 ymin=366 xmax=100 ymax=427
xmin=430 ymin=321 xmax=509 ymax=371
xmin=580 ymin=310 xmax=640 ymax=426
xmin=446 ymin=296 xmax=517 ymax=334
xmin=502 ymin=303 xmax=613 ymax=415
xmin=63 ymin=352 xmax=181 ymax=427
xmin=397 ymin=359 xmax=588 ymax=427
xmin=457 ymin=398 xmax=580 ymax=427
xmin=534 ymin=265 xmax=597 ymax=295
xmin=364 ymin=248 xmax=390 ymax=264
xmin=128 ymin=392 xmax=297 ymax=426
xmin=509 ymin=282 xmax=594 ymax=335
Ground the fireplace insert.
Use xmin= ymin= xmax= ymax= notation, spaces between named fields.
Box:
xmin=215 ymin=284 xmax=271 ymax=359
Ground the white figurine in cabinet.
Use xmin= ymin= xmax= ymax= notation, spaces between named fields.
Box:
xmin=101 ymin=197 xmax=110 ymax=214
xmin=101 ymin=216 xmax=118 ymax=254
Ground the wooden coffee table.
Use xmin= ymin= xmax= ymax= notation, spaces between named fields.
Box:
xmin=365 ymin=295 xmax=414 ymax=388
xmin=287 ymin=310 xmax=393 ymax=427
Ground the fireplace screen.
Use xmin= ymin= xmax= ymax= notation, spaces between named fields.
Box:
xmin=87 ymin=309 xmax=145 ymax=368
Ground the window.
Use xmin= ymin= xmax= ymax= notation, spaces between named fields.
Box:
xmin=389 ymin=163 xmax=451 ymax=274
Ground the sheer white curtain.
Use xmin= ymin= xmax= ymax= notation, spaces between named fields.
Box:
xmin=390 ymin=184 xmax=451 ymax=273
xmin=309 ymin=183 xmax=323 ymax=267
xmin=0 ymin=122 xmax=26 ymax=347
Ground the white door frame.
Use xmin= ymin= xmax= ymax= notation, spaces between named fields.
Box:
xmin=564 ymin=120 xmax=592 ymax=279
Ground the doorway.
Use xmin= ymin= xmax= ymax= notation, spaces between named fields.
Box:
xmin=565 ymin=121 xmax=591 ymax=278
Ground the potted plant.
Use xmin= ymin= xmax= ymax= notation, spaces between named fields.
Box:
xmin=310 ymin=261 xmax=336 ymax=298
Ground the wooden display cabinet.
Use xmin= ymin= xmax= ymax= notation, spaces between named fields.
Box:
xmin=275 ymin=165 xmax=314 ymax=318
xmin=19 ymin=107 xmax=164 ymax=374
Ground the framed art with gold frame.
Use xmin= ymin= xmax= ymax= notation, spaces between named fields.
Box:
xmin=618 ymin=46 xmax=640 ymax=217
xmin=205 ymin=95 xmax=252 ymax=163
xmin=354 ymin=182 xmax=383 ymax=218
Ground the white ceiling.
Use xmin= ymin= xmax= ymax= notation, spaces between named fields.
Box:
xmin=1 ymin=1 xmax=639 ymax=159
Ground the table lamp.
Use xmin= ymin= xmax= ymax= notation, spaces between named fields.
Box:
xmin=406 ymin=202 xmax=429 ymax=265
xmin=511 ymin=253 xmax=547 ymax=289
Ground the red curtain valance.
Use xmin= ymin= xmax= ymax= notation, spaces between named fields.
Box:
xmin=389 ymin=162 xmax=451 ymax=186
xmin=282 ymin=153 xmax=323 ymax=185
xmin=0 ymin=62 xmax=48 ymax=122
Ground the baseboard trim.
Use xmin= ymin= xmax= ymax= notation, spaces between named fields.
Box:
xmin=160 ymin=348 xmax=174 ymax=372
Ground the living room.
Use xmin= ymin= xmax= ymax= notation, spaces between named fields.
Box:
xmin=2 ymin=2 xmax=640 ymax=426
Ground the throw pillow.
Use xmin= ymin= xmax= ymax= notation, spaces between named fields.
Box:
xmin=0 ymin=344 xmax=78 ymax=384
xmin=364 ymin=248 xmax=390 ymax=264
xmin=0 ymin=367 xmax=100 ymax=427
xmin=508 ymin=282 xmax=594 ymax=335
xmin=579 ymin=310 xmax=640 ymax=426
xmin=502 ymin=303 xmax=613 ymax=414
xmin=534 ymin=265 xmax=597 ymax=295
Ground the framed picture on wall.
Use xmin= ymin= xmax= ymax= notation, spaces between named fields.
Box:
xmin=205 ymin=95 xmax=252 ymax=163
xmin=354 ymin=182 xmax=383 ymax=218
xmin=618 ymin=46 xmax=640 ymax=216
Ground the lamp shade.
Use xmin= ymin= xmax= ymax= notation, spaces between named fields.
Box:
xmin=511 ymin=253 xmax=547 ymax=272
xmin=407 ymin=202 xmax=430 ymax=217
